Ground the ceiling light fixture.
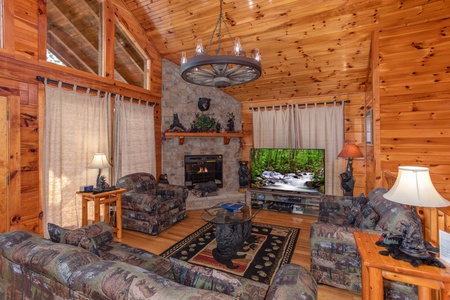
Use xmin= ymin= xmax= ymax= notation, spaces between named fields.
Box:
xmin=180 ymin=0 xmax=262 ymax=88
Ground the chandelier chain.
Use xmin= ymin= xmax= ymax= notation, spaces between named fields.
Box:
xmin=205 ymin=0 xmax=236 ymax=55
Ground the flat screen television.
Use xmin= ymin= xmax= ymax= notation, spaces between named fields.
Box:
xmin=250 ymin=148 xmax=325 ymax=194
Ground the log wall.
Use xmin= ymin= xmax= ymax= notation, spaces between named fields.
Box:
xmin=378 ymin=17 xmax=450 ymax=244
xmin=1 ymin=0 xmax=450 ymax=245
xmin=0 ymin=0 xmax=162 ymax=235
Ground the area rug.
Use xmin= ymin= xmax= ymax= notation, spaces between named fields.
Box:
xmin=160 ymin=222 xmax=299 ymax=285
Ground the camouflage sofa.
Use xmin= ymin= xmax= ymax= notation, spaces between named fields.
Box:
xmin=116 ymin=172 xmax=188 ymax=235
xmin=0 ymin=222 xmax=318 ymax=300
xmin=310 ymin=187 xmax=419 ymax=299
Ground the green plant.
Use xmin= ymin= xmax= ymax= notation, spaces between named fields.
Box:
xmin=190 ymin=113 xmax=222 ymax=132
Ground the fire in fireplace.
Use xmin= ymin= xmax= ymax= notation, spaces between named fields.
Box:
xmin=184 ymin=155 xmax=223 ymax=190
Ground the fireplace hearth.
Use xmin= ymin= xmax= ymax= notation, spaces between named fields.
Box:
xmin=184 ymin=155 xmax=223 ymax=190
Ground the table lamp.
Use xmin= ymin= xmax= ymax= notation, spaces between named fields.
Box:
xmin=88 ymin=153 xmax=112 ymax=189
xmin=338 ymin=144 xmax=363 ymax=197
xmin=384 ymin=166 xmax=450 ymax=257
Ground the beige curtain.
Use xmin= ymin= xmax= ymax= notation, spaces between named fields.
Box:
xmin=295 ymin=103 xmax=344 ymax=195
xmin=252 ymin=103 xmax=344 ymax=195
xmin=252 ymin=106 xmax=295 ymax=148
xmin=113 ymin=96 xmax=156 ymax=182
xmin=42 ymin=82 xmax=110 ymax=232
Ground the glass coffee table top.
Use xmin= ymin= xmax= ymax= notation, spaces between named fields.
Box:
xmin=201 ymin=202 xmax=260 ymax=225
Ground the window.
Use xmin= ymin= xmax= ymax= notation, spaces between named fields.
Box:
xmin=46 ymin=49 xmax=65 ymax=66
xmin=46 ymin=0 xmax=101 ymax=74
xmin=114 ymin=18 xmax=150 ymax=89
xmin=45 ymin=0 xmax=150 ymax=90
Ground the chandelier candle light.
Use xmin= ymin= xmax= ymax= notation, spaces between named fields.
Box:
xmin=180 ymin=0 xmax=262 ymax=88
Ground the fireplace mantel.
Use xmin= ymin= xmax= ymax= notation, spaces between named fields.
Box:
xmin=164 ymin=132 xmax=243 ymax=145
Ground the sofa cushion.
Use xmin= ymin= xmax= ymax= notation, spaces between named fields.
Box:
xmin=354 ymin=203 xmax=379 ymax=229
xmin=367 ymin=187 xmax=390 ymax=213
xmin=0 ymin=231 xmax=100 ymax=286
xmin=48 ymin=222 xmax=114 ymax=256
xmin=116 ymin=172 xmax=156 ymax=193
xmin=375 ymin=206 xmax=422 ymax=236
xmin=97 ymin=241 xmax=174 ymax=280
xmin=348 ymin=193 xmax=367 ymax=224
xmin=69 ymin=260 xmax=235 ymax=300
xmin=170 ymin=257 xmax=243 ymax=298
xmin=317 ymin=194 xmax=352 ymax=225
xmin=366 ymin=188 xmax=423 ymax=235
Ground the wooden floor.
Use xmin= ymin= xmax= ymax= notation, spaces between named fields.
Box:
xmin=118 ymin=209 xmax=361 ymax=300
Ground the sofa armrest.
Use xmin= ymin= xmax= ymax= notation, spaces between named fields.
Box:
xmin=156 ymin=183 xmax=189 ymax=201
xmin=310 ymin=222 xmax=383 ymax=246
xmin=265 ymin=264 xmax=317 ymax=300
xmin=0 ymin=231 xmax=100 ymax=286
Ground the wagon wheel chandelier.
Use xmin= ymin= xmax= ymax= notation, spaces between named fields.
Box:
xmin=180 ymin=0 xmax=262 ymax=88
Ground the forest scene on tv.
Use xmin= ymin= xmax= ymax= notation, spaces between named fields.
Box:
xmin=250 ymin=148 xmax=325 ymax=194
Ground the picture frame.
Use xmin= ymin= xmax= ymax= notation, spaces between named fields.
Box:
xmin=365 ymin=109 xmax=373 ymax=145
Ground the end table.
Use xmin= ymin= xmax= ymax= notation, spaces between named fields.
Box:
xmin=77 ymin=188 xmax=126 ymax=239
xmin=354 ymin=231 xmax=450 ymax=300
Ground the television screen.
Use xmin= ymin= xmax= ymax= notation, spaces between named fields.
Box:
xmin=250 ymin=148 xmax=325 ymax=194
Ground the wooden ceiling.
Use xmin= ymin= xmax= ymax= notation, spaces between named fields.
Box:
xmin=124 ymin=0 xmax=387 ymax=102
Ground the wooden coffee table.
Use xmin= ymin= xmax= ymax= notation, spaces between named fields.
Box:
xmin=201 ymin=203 xmax=260 ymax=269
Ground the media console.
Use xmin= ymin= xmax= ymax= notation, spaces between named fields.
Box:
xmin=247 ymin=188 xmax=320 ymax=216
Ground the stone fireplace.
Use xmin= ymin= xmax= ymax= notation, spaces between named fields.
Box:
xmin=161 ymin=59 xmax=245 ymax=209
xmin=184 ymin=154 xmax=223 ymax=189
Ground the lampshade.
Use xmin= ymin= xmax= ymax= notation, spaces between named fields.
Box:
xmin=338 ymin=144 xmax=364 ymax=158
xmin=88 ymin=153 xmax=112 ymax=169
xmin=383 ymin=166 xmax=449 ymax=207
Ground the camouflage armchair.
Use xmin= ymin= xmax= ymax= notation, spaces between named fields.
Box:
xmin=116 ymin=172 xmax=189 ymax=235
xmin=310 ymin=188 xmax=418 ymax=299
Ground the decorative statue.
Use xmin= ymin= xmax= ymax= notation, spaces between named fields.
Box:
xmin=198 ymin=97 xmax=211 ymax=111
xmin=169 ymin=113 xmax=186 ymax=132
xmin=340 ymin=171 xmax=355 ymax=197
xmin=340 ymin=156 xmax=356 ymax=197
xmin=238 ymin=161 xmax=249 ymax=188
xmin=159 ymin=173 xmax=169 ymax=184
xmin=226 ymin=112 xmax=235 ymax=133
xmin=98 ymin=175 xmax=109 ymax=190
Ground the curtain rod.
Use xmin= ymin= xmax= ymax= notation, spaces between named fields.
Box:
xmin=36 ymin=76 xmax=159 ymax=106
xmin=248 ymin=99 xmax=350 ymax=110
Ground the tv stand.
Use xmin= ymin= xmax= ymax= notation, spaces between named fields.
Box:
xmin=247 ymin=188 xmax=320 ymax=216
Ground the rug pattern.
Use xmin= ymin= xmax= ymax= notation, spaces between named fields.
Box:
xmin=160 ymin=222 xmax=299 ymax=285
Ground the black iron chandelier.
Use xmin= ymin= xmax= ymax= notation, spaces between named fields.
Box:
xmin=180 ymin=1 xmax=262 ymax=88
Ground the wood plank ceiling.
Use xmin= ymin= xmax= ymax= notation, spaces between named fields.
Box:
xmin=124 ymin=0 xmax=387 ymax=102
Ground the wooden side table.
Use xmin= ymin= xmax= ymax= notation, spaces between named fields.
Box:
xmin=77 ymin=188 xmax=126 ymax=239
xmin=354 ymin=232 xmax=450 ymax=300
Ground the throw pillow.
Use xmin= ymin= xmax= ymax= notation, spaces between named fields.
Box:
xmin=354 ymin=203 xmax=380 ymax=229
xmin=169 ymin=257 xmax=243 ymax=298
xmin=375 ymin=207 xmax=422 ymax=236
xmin=367 ymin=187 xmax=389 ymax=202
xmin=348 ymin=193 xmax=366 ymax=225
xmin=48 ymin=222 xmax=114 ymax=256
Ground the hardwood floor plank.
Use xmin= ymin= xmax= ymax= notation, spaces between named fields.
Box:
xmin=118 ymin=209 xmax=361 ymax=300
